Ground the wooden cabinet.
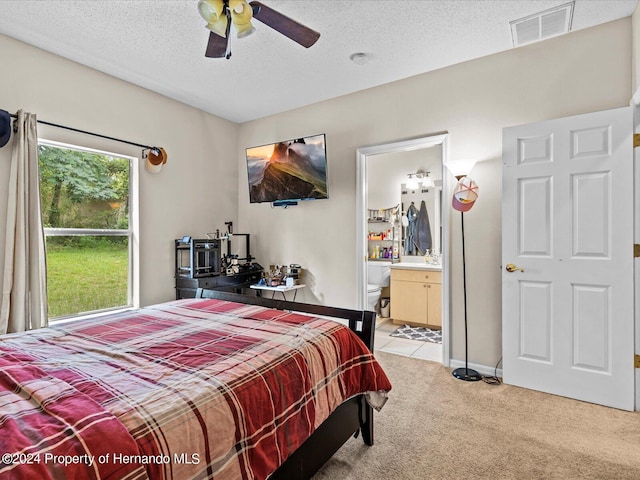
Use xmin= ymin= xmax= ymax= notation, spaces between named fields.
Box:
xmin=390 ymin=268 xmax=441 ymax=328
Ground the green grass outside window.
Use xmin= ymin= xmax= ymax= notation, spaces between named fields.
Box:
xmin=46 ymin=240 xmax=128 ymax=318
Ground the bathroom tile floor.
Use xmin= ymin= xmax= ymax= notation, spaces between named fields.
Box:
xmin=374 ymin=317 xmax=443 ymax=363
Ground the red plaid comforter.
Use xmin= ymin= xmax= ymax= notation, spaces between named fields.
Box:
xmin=0 ymin=298 xmax=392 ymax=480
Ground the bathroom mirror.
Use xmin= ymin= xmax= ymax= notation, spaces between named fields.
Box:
xmin=401 ymin=184 xmax=441 ymax=259
xmin=365 ymin=144 xmax=443 ymax=262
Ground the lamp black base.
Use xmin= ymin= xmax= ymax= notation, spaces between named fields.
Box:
xmin=452 ymin=367 xmax=482 ymax=382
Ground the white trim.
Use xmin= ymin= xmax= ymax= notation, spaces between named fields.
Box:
xmin=634 ymin=105 xmax=640 ymax=411
xmin=130 ymin=149 xmax=140 ymax=309
xmin=630 ymin=86 xmax=640 ymax=106
xmin=356 ymin=133 xmax=451 ymax=367
xmin=45 ymin=228 xmax=128 ymax=236
xmin=49 ymin=306 xmax=136 ymax=325
xmin=38 ymin=139 xmax=139 ymax=315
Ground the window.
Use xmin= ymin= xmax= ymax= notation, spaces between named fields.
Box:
xmin=38 ymin=141 xmax=136 ymax=319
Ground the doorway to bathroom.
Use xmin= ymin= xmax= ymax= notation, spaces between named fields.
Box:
xmin=356 ymin=133 xmax=451 ymax=366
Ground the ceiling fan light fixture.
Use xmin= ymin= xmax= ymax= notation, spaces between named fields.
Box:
xmin=198 ymin=0 xmax=224 ymax=23
xmin=207 ymin=18 xmax=229 ymax=37
xmin=198 ymin=0 xmax=228 ymax=37
xmin=229 ymin=0 xmax=256 ymax=38
xmin=201 ymin=0 xmax=321 ymax=59
xmin=234 ymin=21 xmax=256 ymax=38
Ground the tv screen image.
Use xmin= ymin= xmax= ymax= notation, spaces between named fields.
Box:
xmin=246 ymin=134 xmax=328 ymax=204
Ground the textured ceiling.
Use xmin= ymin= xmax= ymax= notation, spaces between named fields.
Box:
xmin=0 ymin=0 xmax=636 ymax=123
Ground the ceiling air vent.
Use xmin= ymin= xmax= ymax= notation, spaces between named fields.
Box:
xmin=510 ymin=1 xmax=574 ymax=47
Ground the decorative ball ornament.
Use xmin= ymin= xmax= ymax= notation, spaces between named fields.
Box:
xmin=452 ymin=176 xmax=479 ymax=212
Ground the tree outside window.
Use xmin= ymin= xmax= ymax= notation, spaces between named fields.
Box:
xmin=38 ymin=143 xmax=133 ymax=319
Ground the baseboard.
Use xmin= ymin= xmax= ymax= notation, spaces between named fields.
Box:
xmin=375 ymin=316 xmax=392 ymax=327
xmin=449 ymin=358 xmax=503 ymax=379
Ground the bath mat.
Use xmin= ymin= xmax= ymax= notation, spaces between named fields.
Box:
xmin=390 ymin=325 xmax=442 ymax=344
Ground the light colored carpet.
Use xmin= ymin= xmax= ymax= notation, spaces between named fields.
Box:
xmin=313 ymin=351 xmax=640 ymax=480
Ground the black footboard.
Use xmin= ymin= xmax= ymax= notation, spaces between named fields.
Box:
xmin=194 ymin=288 xmax=376 ymax=351
xmin=269 ymin=395 xmax=368 ymax=480
xmin=194 ymin=288 xmax=377 ymax=479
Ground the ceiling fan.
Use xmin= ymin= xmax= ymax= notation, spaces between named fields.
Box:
xmin=197 ymin=0 xmax=321 ymax=59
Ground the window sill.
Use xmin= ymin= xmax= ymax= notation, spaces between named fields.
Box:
xmin=50 ymin=306 xmax=136 ymax=326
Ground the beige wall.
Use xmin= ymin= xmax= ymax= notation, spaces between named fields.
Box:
xmin=0 ymin=18 xmax=632 ymax=369
xmin=237 ymin=19 xmax=632 ymax=368
xmin=0 ymin=34 xmax=239 ymax=307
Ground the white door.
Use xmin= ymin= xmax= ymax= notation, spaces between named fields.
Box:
xmin=502 ymin=106 xmax=635 ymax=411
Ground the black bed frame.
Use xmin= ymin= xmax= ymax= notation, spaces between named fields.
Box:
xmin=195 ymin=288 xmax=377 ymax=480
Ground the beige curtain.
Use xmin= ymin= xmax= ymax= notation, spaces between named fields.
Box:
xmin=0 ymin=110 xmax=48 ymax=334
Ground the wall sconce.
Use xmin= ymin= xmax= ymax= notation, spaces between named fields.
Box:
xmin=143 ymin=147 xmax=168 ymax=173
xmin=406 ymin=169 xmax=435 ymax=189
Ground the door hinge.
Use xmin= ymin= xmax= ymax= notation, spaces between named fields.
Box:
xmin=635 ymin=354 xmax=640 ymax=369
xmin=635 ymin=244 xmax=640 ymax=257
xmin=634 ymin=133 xmax=640 ymax=148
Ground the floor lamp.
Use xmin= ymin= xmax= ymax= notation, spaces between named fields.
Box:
xmin=451 ymin=175 xmax=482 ymax=382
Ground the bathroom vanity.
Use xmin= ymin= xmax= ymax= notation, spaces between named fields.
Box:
xmin=390 ymin=263 xmax=442 ymax=328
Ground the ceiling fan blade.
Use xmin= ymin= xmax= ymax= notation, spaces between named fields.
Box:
xmin=249 ymin=1 xmax=320 ymax=48
xmin=205 ymin=32 xmax=229 ymax=58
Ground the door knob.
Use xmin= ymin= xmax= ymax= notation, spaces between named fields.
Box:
xmin=505 ymin=263 xmax=524 ymax=273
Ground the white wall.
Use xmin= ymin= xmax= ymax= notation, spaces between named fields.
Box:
xmin=367 ymin=146 xmax=442 ymax=209
xmin=237 ymin=19 xmax=632 ymax=368
xmin=0 ymin=34 xmax=239 ymax=307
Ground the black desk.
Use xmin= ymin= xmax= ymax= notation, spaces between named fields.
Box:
xmin=175 ymin=269 xmax=263 ymax=299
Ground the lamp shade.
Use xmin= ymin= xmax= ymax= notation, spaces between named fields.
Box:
xmin=452 ymin=176 xmax=478 ymax=212
xmin=229 ymin=0 xmax=255 ymax=38
xmin=446 ymin=159 xmax=477 ymax=179
xmin=198 ymin=0 xmax=228 ymax=37
xmin=198 ymin=0 xmax=224 ymax=23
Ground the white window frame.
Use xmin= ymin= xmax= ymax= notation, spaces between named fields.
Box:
xmin=39 ymin=139 xmax=139 ymax=320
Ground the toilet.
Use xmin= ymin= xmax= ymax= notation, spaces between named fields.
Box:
xmin=367 ymin=261 xmax=391 ymax=312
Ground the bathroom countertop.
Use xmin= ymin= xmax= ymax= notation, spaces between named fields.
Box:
xmin=391 ymin=262 xmax=442 ymax=271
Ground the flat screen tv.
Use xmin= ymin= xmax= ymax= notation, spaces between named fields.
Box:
xmin=246 ymin=133 xmax=328 ymax=205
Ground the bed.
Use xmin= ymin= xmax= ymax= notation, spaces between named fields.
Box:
xmin=0 ymin=289 xmax=392 ymax=480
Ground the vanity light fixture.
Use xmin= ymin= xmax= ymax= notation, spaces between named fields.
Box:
xmin=406 ymin=169 xmax=434 ymax=189
xmin=406 ymin=174 xmax=419 ymax=190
